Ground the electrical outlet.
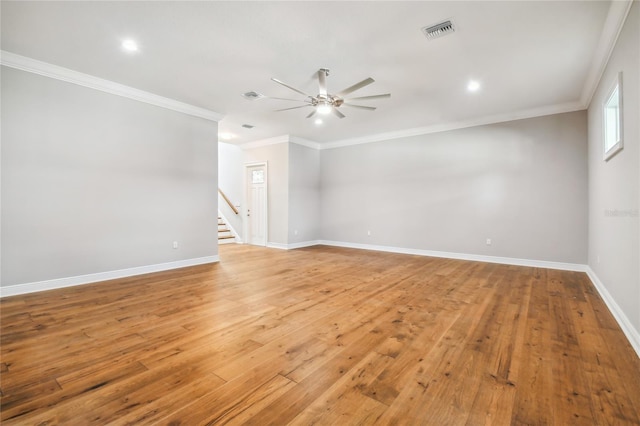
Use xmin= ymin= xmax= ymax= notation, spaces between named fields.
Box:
xmin=294 ymin=229 xmax=298 ymax=236
xmin=486 ymin=238 xmax=492 ymax=246
xmin=173 ymin=241 xmax=179 ymax=249
xmin=367 ymin=230 xmax=371 ymax=236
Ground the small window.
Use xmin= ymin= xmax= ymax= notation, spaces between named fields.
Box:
xmin=603 ymin=72 xmax=623 ymax=161
xmin=251 ymin=170 xmax=264 ymax=184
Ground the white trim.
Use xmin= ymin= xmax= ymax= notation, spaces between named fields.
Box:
xmin=240 ymin=135 xmax=290 ymax=150
xmin=267 ymin=240 xmax=321 ymax=250
xmin=240 ymin=135 xmax=321 ymax=151
xmin=0 ymin=50 xmax=223 ymax=122
xmin=266 ymin=242 xmax=289 ymax=250
xmin=0 ymin=256 xmax=220 ymax=298
xmin=290 ymin=136 xmax=321 ymax=150
xmin=218 ymin=209 xmax=242 ymax=243
xmin=288 ymin=240 xmax=321 ymax=249
xmin=239 ymin=101 xmax=585 ymax=152
xmin=603 ymin=71 xmax=624 ymax=161
xmin=316 ymin=240 xmax=587 ymax=272
xmin=320 ymin=101 xmax=584 ymax=150
xmin=580 ymin=0 xmax=634 ymax=107
xmin=585 ymin=267 xmax=640 ymax=358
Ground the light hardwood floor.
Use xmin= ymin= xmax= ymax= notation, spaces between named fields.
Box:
xmin=2 ymin=244 xmax=640 ymax=425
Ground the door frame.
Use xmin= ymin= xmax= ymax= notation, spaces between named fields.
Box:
xmin=243 ymin=161 xmax=268 ymax=246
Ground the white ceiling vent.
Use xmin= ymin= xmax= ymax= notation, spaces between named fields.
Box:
xmin=242 ymin=91 xmax=264 ymax=100
xmin=422 ymin=19 xmax=456 ymax=40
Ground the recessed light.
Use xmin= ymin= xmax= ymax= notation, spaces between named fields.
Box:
xmin=122 ymin=39 xmax=139 ymax=53
xmin=218 ymin=132 xmax=235 ymax=140
xmin=467 ymin=80 xmax=481 ymax=92
xmin=314 ymin=118 xmax=323 ymax=125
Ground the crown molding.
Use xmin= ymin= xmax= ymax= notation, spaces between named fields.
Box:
xmin=240 ymin=134 xmax=321 ymax=150
xmin=580 ymin=0 xmax=634 ymax=107
xmin=290 ymin=136 xmax=321 ymax=150
xmin=0 ymin=50 xmax=223 ymax=122
xmin=240 ymin=99 xmax=584 ymax=152
xmin=319 ymin=100 xmax=584 ymax=150
xmin=239 ymin=134 xmax=290 ymax=150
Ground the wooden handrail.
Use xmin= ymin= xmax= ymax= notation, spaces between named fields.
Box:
xmin=218 ymin=188 xmax=239 ymax=215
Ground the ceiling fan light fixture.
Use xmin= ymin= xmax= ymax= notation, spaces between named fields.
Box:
xmin=268 ymin=68 xmax=390 ymax=119
xmin=317 ymin=102 xmax=332 ymax=115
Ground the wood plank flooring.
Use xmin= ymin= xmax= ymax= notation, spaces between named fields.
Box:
xmin=2 ymin=244 xmax=640 ymax=425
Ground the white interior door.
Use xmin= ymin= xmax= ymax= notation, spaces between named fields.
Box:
xmin=246 ymin=164 xmax=267 ymax=246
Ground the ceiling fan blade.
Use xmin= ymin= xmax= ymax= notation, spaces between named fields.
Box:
xmin=335 ymin=77 xmax=375 ymax=97
xmin=275 ymin=105 xmax=312 ymax=112
xmin=343 ymin=103 xmax=377 ymax=111
xmin=318 ymin=69 xmax=327 ymax=96
xmin=271 ymin=77 xmax=312 ymax=97
xmin=266 ymin=96 xmax=310 ymax=102
xmin=306 ymin=110 xmax=317 ymax=119
xmin=344 ymin=94 xmax=391 ymax=101
xmin=332 ymin=108 xmax=346 ymax=119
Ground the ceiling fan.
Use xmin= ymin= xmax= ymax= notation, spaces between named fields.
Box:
xmin=266 ymin=68 xmax=390 ymax=119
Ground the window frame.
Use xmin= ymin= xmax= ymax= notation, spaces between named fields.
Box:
xmin=603 ymin=72 xmax=624 ymax=161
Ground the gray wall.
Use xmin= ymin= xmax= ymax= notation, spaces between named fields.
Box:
xmin=320 ymin=111 xmax=588 ymax=264
xmin=218 ymin=142 xmax=244 ymax=239
xmin=1 ymin=67 xmax=218 ymax=286
xmin=289 ymin=143 xmax=320 ymax=244
xmin=243 ymin=142 xmax=289 ymax=245
xmin=587 ymin=3 xmax=639 ymax=332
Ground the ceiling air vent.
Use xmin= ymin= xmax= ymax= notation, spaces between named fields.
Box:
xmin=242 ymin=124 xmax=255 ymax=129
xmin=422 ymin=19 xmax=455 ymax=40
xmin=242 ymin=91 xmax=264 ymax=100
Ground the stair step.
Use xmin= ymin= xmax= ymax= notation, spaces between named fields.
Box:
xmin=217 ymin=213 xmax=235 ymax=244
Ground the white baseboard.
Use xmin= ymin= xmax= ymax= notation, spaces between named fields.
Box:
xmin=585 ymin=267 xmax=640 ymax=358
xmin=267 ymin=240 xmax=321 ymax=250
xmin=288 ymin=240 xmax=322 ymax=249
xmin=0 ymin=255 xmax=220 ymax=298
xmin=266 ymin=242 xmax=288 ymax=250
xmin=317 ymin=240 xmax=587 ymax=272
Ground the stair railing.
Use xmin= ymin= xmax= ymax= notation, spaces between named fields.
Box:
xmin=218 ymin=188 xmax=239 ymax=215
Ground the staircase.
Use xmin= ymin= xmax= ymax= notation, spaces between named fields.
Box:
xmin=218 ymin=216 xmax=236 ymax=244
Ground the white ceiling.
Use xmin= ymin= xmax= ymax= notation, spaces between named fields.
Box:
xmin=1 ymin=1 xmax=618 ymax=145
